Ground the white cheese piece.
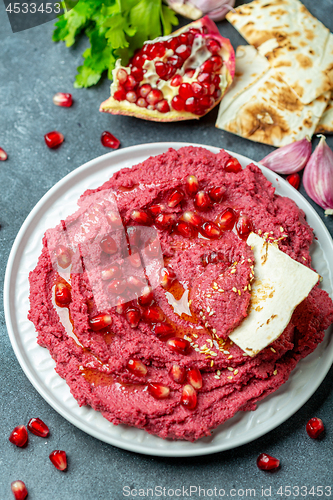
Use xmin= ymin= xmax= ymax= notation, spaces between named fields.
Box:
xmin=229 ymin=233 xmax=319 ymax=356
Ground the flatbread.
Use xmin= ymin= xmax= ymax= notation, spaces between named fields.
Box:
xmin=226 ymin=0 xmax=333 ymax=105
xmin=315 ymin=94 xmax=333 ymax=134
xmin=216 ymin=45 xmax=330 ymax=147
xmin=229 ymin=233 xmax=319 ymax=356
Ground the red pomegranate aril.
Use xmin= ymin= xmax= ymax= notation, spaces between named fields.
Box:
xmin=89 ymin=313 xmax=112 ymax=331
xmin=187 ymin=367 xmax=203 ymax=389
xmin=169 ymin=364 xmax=186 ymax=383
xmin=130 ymin=209 xmax=152 ymax=225
xmin=148 ymin=383 xmax=170 ymax=400
xmin=117 ymin=68 xmax=128 ymax=84
xmin=181 ymin=384 xmax=197 ymax=410
xmin=9 ymin=426 xmax=28 ymax=447
xmin=185 ymin=97 xmax=198 ymax=114
xmin=182 ymin=211 xmax=202 ymax=227
xmin=128 ymin=250 xmax=142 ymax=269
xmin=124 ymin=74 xmax=137 ymax=90
xmin=257 ymin=453 xmax=280 ymax=471
xmin=160 ymin=266 xmax=176 ymax=288
xmin=106 ymin=210 xmax=123 ymax=228
xmin=155 ymin=213 xmax=176 ymax=230
xmin=126 ymin=226 xmax=141 ymax=247
xmin=126 ymin=275 xmax=145 ymax=290
xmin=236 ymin=215 xmax=253 ymax=239
xmin=225 ymin=157 xmax=242 ymax=173
xmin=192 ymin=82 xmax=207 ymax=97
xmin=126 ymin=307 xmax=141 ymax=328
xmin=179 ymin=83 xmax=194 ymax=100
xmin=143 ymin=306 xmax=164 ymax=323
xmin=53 ymin=92 xmax=73 ymax=107
xmin=201 ymin=59 xmax=215 ymax=73
xmin=138 ymin=286 xmax=154 ymax=306
xmin=166 ymin=36 xmax=180 ymax=51
xmin=126 ymin=91 xmax=137 ymax=103
xmin=147 ymin=89 xmax=163 ymax=106
xmin=154 ymin=323 xmax=174 ymax=338
xmin=217 ymin=208 xmax=237 ymax=231
xmin=175 ymin=44 xmax=192 ymax=59
xmin=198 ymin=96 xmax=215 ymax=109
xmin=168 ymin=188 xmax=184 ymax=208
xmin=197 ymin=72 xmax=212 ymax=84
xmin=131 ymin=66 xmax=143 ymax=82
xmin=306 ymin=417 xmax=325 ymax=439
xmin=189 ymin=28 xmax=201 ymax=35
xmin=27 ymin=417 xmax=49 ymax=438
xmin=201 ymin=221 xmax=221 ymax=239
xmin=55 ymin=245 xmax=71 ymax=269
xmin=165 ymin=64 xmax=177 ymax=80
xmin=209 ymin=185 xmax=226 ymax=202
xmin=44 ymin=131 xmax=64 ymax=149
xmin=49 ymin=450 xmax=67 ymax=471
xmin=171 ymin=95 xmax=185 ymax=111
xmin=202 ymin=82 xmax=215 ymax=95
xmin=169 ymin=55 xmax=183 ymax=68
xmin=195 ymin=191 xmax=211 ymax=211
xmin=137 ymin=97 xmax=148 ymax=108
xmin=116 ymin=297 xmax=130 ymax=315
xmin=149 ymin=203 xmax=166 ymax=216
xmin=127 ymin=359 xmax=147 ymax=377
xmin=185 ymin=68 xmax=195 ymax=78
xmin=166 ymin=337 xmax=190 ymax=355
xmin=107 ymin=278 xmax=127 ymax=295
xmin=11 ymin=481 xmax=28 ymax=500
xmin=145 ymin=239 xmax=161 ymax=257
xmin=171 ymin=74 xmax=182 ymax=87
xmin=175 ymin=221 xmax=196 ymax=238
xmin=55 ymin=283 xmax=71 ymax=307
xmin=101 ymin=264 xmax=122 ymax=281
xmin=210 ymin=55 xmax=223 ymax=71
xmin=156 ymin=99 xmax=170 ymax=113
xmin=180 ymin=32 xmax=192 ymax=45
xmin=213 ymin=74 xmax=220 ymax=86
xmin=150 ymin=41 xmax=166 ymax=58
xmin=186 ymin=175 xmax=199 ymax=197
xmin=139 ymin=84 xmax=152 ymax=98
xmin=206 ymin=38 xmax=221 ymax=54
xmin=0 ymin=147 xmax=8 ymax=160
xmin=133 ymin=53 xmax=147 ymax=67
xmin=155 ymin=61 xmax=168 ymax=78
xmin=287 ymin=173 xmax=300 ymax=189
xmin=213 ymin=88 xmax=222 ymax=100
xmin=101 ymin=131 xmax=120 ymax=149
xmin=114 ymin=88 xmax=126 ymax=101
xmin=100 ymin=235 xmax=117 ymax=254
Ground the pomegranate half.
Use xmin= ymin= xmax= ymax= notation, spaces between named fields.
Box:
xmin=100 ymin=16 xmax=235 ymax=122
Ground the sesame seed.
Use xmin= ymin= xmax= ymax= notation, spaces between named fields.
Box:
xmin=232 ymin=287 xmax=237 ymax=293
xmin=210 ymin=360 xmax=214 ymax=367
xmin=227 ymin=367 xmax=234 ymax=371
xmin=228 ymin=355 xmax=233 ymax=359
xmin=195 ymin=347 xmax=200 ymax=352
xmin=270 ymin=231 xmax=273 ymax=234
xmin=199 ymin=311 xmax=203 ymax=316
xmin=217 ymin=370 xmax=221 ymax=376
xmin=209 ymin=311 xmax=214 ymax=316
xmin=273 ymin=369 xmax=278 ymax=375
xmin=243 ymin=353 xmax=248 ymax=356
xmin=258 ymin=229 xmax=262 ymax=235
xmin=231 ymin=269 xmax=236 ymax=274
xmin=202 ymin=315 xmax=206 ymax=320
xmin=205 ymin=322 xmax=209 ymax=328
xmin=189 ymin=299 xmax=192 ymax=305
xmin=234 ymin=369 xmax=238 ymax=375
xmin=213 ymin=282 xmax=218 ymax=287
xmin=302 ymin=256 xmax=306 ymax=261
xmin=238 ymin=290 xmax=241 ymax=296
xmin=224 ymin=350 xmax=230 ymax=355
xmin=248 ymin=284 xmax=251 ymax=291
xmin=230 ymin=341 xmax=233 ymax=345
xmin=280 ymin=227 xmax=284 ymax=233
xmin=214 ymin=375 xmax=220 ymax=379
xmin=228 ymin=376 xmax=233 ymax=380
xmin=207 ymin=306 xmax=211 ymax=313
xmin=212 ymin=328 xmax=217 ymax=334
xmin=211 ymin=352 xmax=218 ymax=357
xmin=244 ymin=286 xmax=248 ymax=291
xmin=193 ymin=333 xmax=198 ymax=338
xmin=202 ymin=344 xmax=207 ymax=349
xmin=206 ymin=294 xmax=211 ymax=297
xmin=218 ymin=289 xmax=224 ymax=293
xmin=271 ymin=347 xmax=276 ymax=353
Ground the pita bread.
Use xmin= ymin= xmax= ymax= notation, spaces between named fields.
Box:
xmin=216 ymin=45 xmax=330 ymax=147
xmin=226 ymin=0 xmax=333 ymax=105
xmin=229 ymin=233 xmax=319 ymax=356
xmin=315 ymin=94 xmax=333 ymax=134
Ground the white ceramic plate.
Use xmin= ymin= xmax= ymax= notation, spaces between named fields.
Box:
xmin=4 ymin=142 xmax=333 ymax=457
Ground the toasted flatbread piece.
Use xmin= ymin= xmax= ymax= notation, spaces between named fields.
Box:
xmin=229 ymin=233 xmax=319 ymax=356
xmin=226 ymin=0 xmax=333 ymax=105
xmin=216 ymin=45 xmax=330 ymax=146
xmin=315 ymin=94 xmax=333 ymax=134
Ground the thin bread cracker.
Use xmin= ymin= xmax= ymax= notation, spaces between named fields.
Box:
xmin=226 ymin=0 xmax=333 ymax=105
xmin=229 ymin=233 xmax=319 ymax=356
xmin=315 ymin=94 xmax=333 ymax=134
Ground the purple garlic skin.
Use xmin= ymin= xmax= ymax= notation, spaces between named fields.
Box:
xmin=303 ymin=135 xmax=333 ymax=214
xmin=260 ymin=137 xmax=312 ymax=175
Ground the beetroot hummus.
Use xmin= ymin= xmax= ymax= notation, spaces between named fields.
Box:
xmin=28 ymin=146 xmax=333 ymax=441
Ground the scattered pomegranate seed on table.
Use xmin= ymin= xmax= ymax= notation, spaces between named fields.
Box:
xmin=49 ymin=450 xmax=68 ymax=471
xmin=27 ymin=417 xmax=49 ymax=437
xmin=286 ymin=173 xmax=300 ymax=189
xmin=44 ymin=131 xmax=64 ymax=149
xmin=101 ymin=131 xmax=120 ymax=149
xmin=9 ymin=425 xmax=28 ymax=447
xmin=11 ymin=480 xmax=28 ymax=500
xmin=257 ymin=453 xmax=280 ymax=471
xmin=0 ymin=147 xmax=8 ymax=160
xmin=53 ymin=92 xmax=73 ymax=107
xmin=306 ymin=417 xmax=325 ymax=439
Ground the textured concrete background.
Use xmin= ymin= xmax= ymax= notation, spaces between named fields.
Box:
xmin=0 ymin=1 xmax=333 ymax=499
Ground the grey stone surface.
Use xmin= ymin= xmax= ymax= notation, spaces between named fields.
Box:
xmin=0 ymin=1 xmax=332 ymax=499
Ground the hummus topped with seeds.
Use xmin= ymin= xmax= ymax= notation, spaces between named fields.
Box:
xmin=28 ymin=146 xmax=333 ymax=441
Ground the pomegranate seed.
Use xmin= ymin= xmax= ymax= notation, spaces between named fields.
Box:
xmin=175 ymin=221 xmax=196 ymax=238
xmin=182 ymin=211 xmax=202 ymax=227
xmin=144 ymin=239 xmax=161 ymax=257
xmin=11 ymin=480 xmax=28 ymax=500
xmin=53 ymin=92 xmax=73 ymax=107
xmin=166 ymin=337 xmax=190 ymax=355
xmin=130 ymin=209 xmax=152 ymax=225
xmin=55 ymin=245 xmax=72 ymax=269
xmin=166 ymin=36 xmax=180 ymax=51
xmin=257 ymin=453 xmax=280 ymax=471
xmin=181 ymin=384 xmax=197 ymax=410
xmin=168 ymin=55 xmax=183 ymax=68
xmin=181 ymin=32 xmax=194 ymax=45
xmin=171 ymin=95 xmax=185 ymax=111
xmin=146 ymin=89 xmax=163 ymax=106
xmin=197 ymin=72 xmax=212 ymax=84
xmin=117 ymin=68 xmax=128 ymax=84
xmin=138 ymin=286 xmax=154 ymax=306
xmin=169 ymin=364 xmax=186 ymax=383
xmin=107 ymin=278 xmax=127 ymax=295
xmin=149 ymin=203 xmax=166 ymax=216
xmin=171 ymin=74 xmax=182 ymax=87
xmin=225 ymin=157 xmax=242 ymax=173
xmin=49 ymin=450 xmax=67 ymax=471
xmin=55 ymin=282 xmax=71 ymax=307
xmin=175 ymin=44 xmax=191 ymax=59
xmin=142 ymin=306 xmax=164 ymax=323
xmin=194 ymin=191 xmax=211 ymax=211
xmin=168 ymin=188 xmax=184 ymax=208
xmin=213 ymin=74 xmax=220 ymax=87
xmin=89 ymin=313 xmax=112 ymax=331
xmin=114 ymin=88 xmax=126 ymax=101
xmin=9 ymin=426 xmax=28 ymax=447
xmin=0 ymin=147 xmax=8 ymax=160
xmin=187 ymin=367 xmax=202 ymax=389
xmin=287 ymin=173 xmax=300 ymax=189
xmin=209 ymin=186 xmax=226 ymax=202
xmin=201 ymin=59 xmax=215 ymax=73
xmin=124 ymin=74 xmax=137 ymax=90
xmin=127 ymin=226 xmax=141 ymax=247
xmin=201 ymin=221 xmax=221 ymax=239
xmin=185 ymin=68 xmax=195 ymax=78
xmin=127 ymin=359 xmax=147 ymax=377
xmin=126 ymin=307 xmax=141 ymax=328
xmin=165 ymin=64 xmax=177 ymax=80
xmin=213 ymin=88 xmax=222 ymax=100
xmin=185 ymin=175 xmax=199 ymax=196
xmin=185 ymin=97 xmax=198 ymax=113
xmin=139 ymin=84 xmax=152 ymax=98
xmin=137 ymin=97 xmax=148 ymax=108
xmin=160 ymin=267 xmax=176 ymax=288
xmin=155 ymin=213 xmax=176 ymax=230
xmin=156 ymin=99 xmax=170 ymax=113
xmin=155 ymin=61 xmax=168 ymax=78
xmin=192 ymin=82 xmax=207 ymax=97
xmin=148 ymin=383 xmax=170 ymax=400
xmin=150 ymin=42 xmax=166 ymax=58
xmin=154 ymin=323 xmax=174 ymax=338
xmin=210 ymin=55 xmax=223 ymax=71
xmin=179 ymin=83 xmax=194 ymax=100
xmin=101 ymin=264 xmax=122 ymax=281
xmin=27 ymin=417 xmax=49 ymax=437
xmin=189 ymin=28 xmax=201 ymax=35
xmin=202 ymin=82 xmax=215 ymax=95
xmin=115 ymin=297 xmax=130 ymax=315
xmin=106 ymin=210 xmax=123 ymax=228
xmin=206 ymin=38 xmax=221 ymax=54
xmin=101 ymin=131 xmax=120 ymax=149
xmin=126 ymin=275 xmax=145 ymax=290
xmin=236 ymin=215 xmax=253 ymax=239
xmin=126 ymin=91 xmax=137 ymax=103
xmin=217 ymin=207 xmax=237 ymax=231
xmin=44 ymin=131 xmax=64 ymax=149
xmin=198 ymin=96 xmax=215 ymax=109
xmin=131 ymin=66 xmax=143 ymax=82
xmin=128 ymin=250 xmax=142 ymax=268
xmin=306 ymin=417 xmax=325 ymax=439
xmin=100 ymin=235 xmax=117 ymax=254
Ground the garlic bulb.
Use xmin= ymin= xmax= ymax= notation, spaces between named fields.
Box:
xmin=260 ymin=137 xmax=312 ymax=175
xmin=303 ymin=135 xmax=333 ymax=215
xmin=165 ymin=0 xmax=235 ymax=21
